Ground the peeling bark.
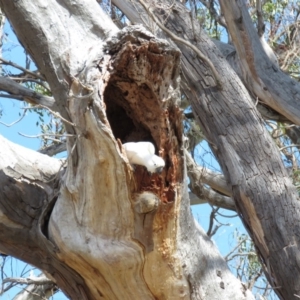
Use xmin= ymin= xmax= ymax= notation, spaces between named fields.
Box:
xmin=0 ymin=136 xmax=92 ymax=298
xmin=161 ymin=3 xmax=300 ymax=299
xmin=6 ymin=0 xmax=300 ymax=298
xmin=0 ymin=0 xmax=260 ymax=299
xmin=11 ymin=273 xmax=57 ymax=300
xmin=112 ymin=0 xmax=300 ymax=299
xmin=0 ymin=1 xmax=255 ymax=299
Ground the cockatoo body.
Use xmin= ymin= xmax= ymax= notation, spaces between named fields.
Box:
xmin=123 ymin=142 xmax=165 ymax=173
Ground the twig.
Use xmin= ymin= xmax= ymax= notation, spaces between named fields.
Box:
xmin=256 ymin=0 xmax=265 ymax=37
xmin=0 ymin=58 xmax=45 ymax=81
xmin=0 ymin=109 xmax=27 ymax=127
xmin=36 ymin=104 xmax=76 ymax=127
xmin=248 ymin=268 xmax=263 ymax=290
xmin=3 ymin=276 xmax=53 ymax=285
xmin=138 ymin=0 xmax=223 ymax=89
xmin=216 ymin=211 xmax=238 ymax=218
xmin=18 ymin=287 xmax=50 ymax=300
xmin=18 ymin=133 xmax=74 ymax=142
xmin=228 ymin=252 xmax=257 ymax=260
xmin=279 ymin=144 xmax=300 ymax=151
xmin=206 ymin=206 xmax=219 ymax=237
xmin=224 ymin=237 xmax=248 ymax=260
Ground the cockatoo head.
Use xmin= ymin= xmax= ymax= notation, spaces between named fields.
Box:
xmin=145 ymin=155 xmax=165 ymax=174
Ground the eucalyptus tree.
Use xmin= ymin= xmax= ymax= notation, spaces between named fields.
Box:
xmin=0 ymin=0 xmax=299 ymax=299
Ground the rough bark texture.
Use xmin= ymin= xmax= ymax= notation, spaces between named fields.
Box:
xmin=0 ymin=136 xmax=91 ymax=298
xmin=162 ymin=3 xmax=300 ymax=300
xmin=112 ymin=0 xmax=300 ymax=299
xmin=0 ymin=1 xmax=255 ymax=299
xmin=48 ymin=26 xmax=186 ymax=299
xmin=219 ymin=0 xmax=300 ymax=125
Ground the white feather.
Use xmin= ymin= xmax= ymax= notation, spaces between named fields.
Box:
xmin=123 ymin=142 xmax=165 ymax=173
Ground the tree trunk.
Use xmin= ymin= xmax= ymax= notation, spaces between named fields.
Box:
xmin=0 ymin=0 xmax=254 ymax=299
xmin=113 ymin=1 xmax=300 ymax=299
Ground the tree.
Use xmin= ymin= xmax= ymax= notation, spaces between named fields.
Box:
xmin=0 ymin=0 xmax=299 ymax=299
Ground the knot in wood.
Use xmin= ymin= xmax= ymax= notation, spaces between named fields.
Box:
xmin=134 ymin=192 xmax=159 ymax=214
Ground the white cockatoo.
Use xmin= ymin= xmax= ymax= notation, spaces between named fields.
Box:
xmin=123 ymin=142 xmax=165 ymax=173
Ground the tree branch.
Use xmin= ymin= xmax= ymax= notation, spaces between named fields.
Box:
xmin=0 ymin=77 xmax=55 ymax=108
xmin=220 ymin=0 xmax=300 ymax=125
xmin=4 ymin=276 xmax=53 ymax=286
xmin=186 ymin=150 xmax=236 ymax=211
xmin=138 ymin=0 xmax=223 ymax=89
xmin=185 ymin=150 xmax=231 ymax=196
xmin=0 ymin=58 xmax=45 ymax=81
xmin=9 ymin=273 xmax=58 ymax=300
xmin=38 ymin=142 xmax=67 ymax=157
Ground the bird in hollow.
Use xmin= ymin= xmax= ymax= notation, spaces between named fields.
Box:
xmin=123 ymin=141 xmax=165 ymax=174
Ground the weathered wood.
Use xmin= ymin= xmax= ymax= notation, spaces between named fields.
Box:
xmin=219 ymin=0 xmax=300 ymax=126
xmin=0 ymin=135 xmax=92 ymax=299
xmin=159 ymin=2 xmax=300 ymax=299
xmin=0 ymin=77 xmax=55 ymax=107
xmin=0 ymin=1 xmax=256 ymax=299
xmin=11 ymin=273 xmax=57 ymax=300
xmin=186 ymin=151 xmax=236 ymax=211
xmin=113 ymin=0 xmax=300 ymax=298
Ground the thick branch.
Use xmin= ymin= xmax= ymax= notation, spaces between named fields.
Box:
xmin=38 ymin=142 xmax=67 ymax=157
xmin=186 ymin=150 xmax=231 ymax=196
xmin=120 ymin=1 xmax=300 ymax=299
xmin=185 ymin=150 xmax=236 ymax=211
xmin=0 ymin=135 xmax=91 ymax=299
xmin=189 ymin=188 xmax=236 ymax=211
xmin=0 ymin=77 xmax=55 ymax=107
xmin=220 ymin=0 xmax=300 ymax=125
xmin=0 ymin=0 xmax=118 ymax=120
xmin=138 ymin=0 xmax=222 ymax=89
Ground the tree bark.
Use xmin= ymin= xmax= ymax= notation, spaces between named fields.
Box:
xmin=0 ymin=0 xmax=255 ymax=299
xmin=112 ymin=1 xmax=300 ymax=299
xmin=11 ymin=273 xmax=57 ymax=300
xmin=163 ymin=3 xmax=300 ymax=300
xmin=0 ymin=136 xmax=91 ymax=298
xmin=219 ymin=0 xmax=300 ymax=125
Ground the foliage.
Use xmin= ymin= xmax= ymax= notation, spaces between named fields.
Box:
xmin=227 ymin=231 xmax=276 ymax=300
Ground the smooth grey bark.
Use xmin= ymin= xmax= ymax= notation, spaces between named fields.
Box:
xmin=112 ymin=1 xmax=300 ymax=299
xmin=0 ymin=1 xmax=254 ymax=299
